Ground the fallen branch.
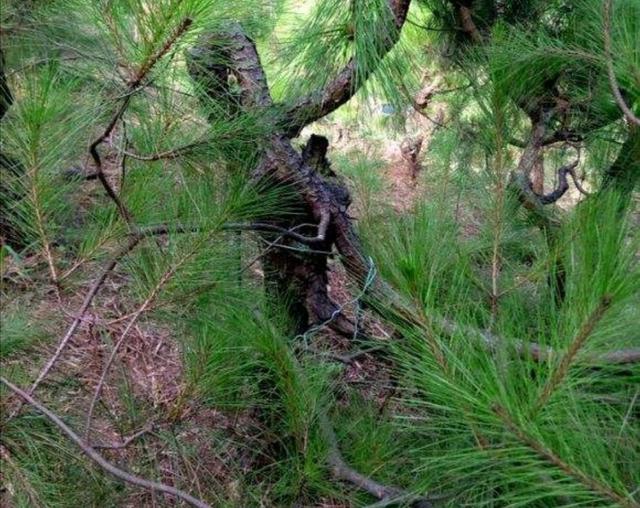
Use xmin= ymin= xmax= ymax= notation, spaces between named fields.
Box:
xmin=13 ymin=236 xmax=143 ymax=415
xmin=92 ymin=425 xmax=152 ymax=450
xmin=84 ymin=264 xmax=180 ymax=440
xmin=302 ymin=345 xmax=385 ymax=366
xmin=0 ymin=377 xmax=212 ymax=508
xmin=319 ymin=410 xmax=437 ymax=507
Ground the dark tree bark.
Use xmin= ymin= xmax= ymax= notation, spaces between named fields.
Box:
xmin=187 ymin=2 xmax=410 ymax=335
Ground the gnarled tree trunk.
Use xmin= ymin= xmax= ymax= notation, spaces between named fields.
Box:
xmin=187 ymin=1 xmax=410 ymax=336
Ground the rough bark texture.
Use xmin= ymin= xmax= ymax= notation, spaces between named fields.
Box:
xmin=187 ymin=2 xmax=410 ymax=335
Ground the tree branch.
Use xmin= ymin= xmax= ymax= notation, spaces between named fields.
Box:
xmin=603 ymin=0 xmax=640 ymax=126
xmin=282 ymin=0 xmax=411 ymax=136
xmin=188 ymin=22 xmax=272 ymax=111
xmin=22 ymin=236 xmax=142 ymax=399
xmin=319 ymin=410 xmax=437 ymax=507
xmin=454 ymin=2 xmax=484 ymax=43
xmin=89 ymin=17 xmax=193 ymax=224
xmin=534 ymin=158 xmax=587 ymax=205
xmin=0 ymin=377 xmax=212 ymax=508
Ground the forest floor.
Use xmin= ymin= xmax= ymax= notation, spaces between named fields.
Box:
xmin=2 ymin=103 xmax=613 ymax=506
xmin=0 ymin=110 xmax=441 ymax=507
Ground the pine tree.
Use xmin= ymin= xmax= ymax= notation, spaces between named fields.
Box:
xmin=0 ymin=0 xmax=638 ymax=506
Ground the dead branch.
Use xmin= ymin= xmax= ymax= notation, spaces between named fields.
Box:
xmin=0 ymin=377 xmax=212 ymax=508
xmin=603 ymin=0 xmax=640 ymax=127
xmin=5 ymin=225 xmax=183 ymax=421
xmin=302 ymin=345 xmax=384 ymax=366
xmin=18 ymin=236 xmax=143 ymax=404
xmin=319 ymin=410 xmax=437 ymax=507
xmin=123 ymin=139 xmax=207 ymax=161
xmin=92 ymin=425 xmax=152 ymax=450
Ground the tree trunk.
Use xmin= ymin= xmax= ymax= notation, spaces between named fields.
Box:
xmin=186 ymin=3 xmax=411 ymax=337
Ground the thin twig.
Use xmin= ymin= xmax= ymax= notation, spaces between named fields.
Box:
xmin=0 ymin=377 xmax=212 ymax=508
xmin=603 ymin=0 xmax=640 ymax=126
xmin=135 ymin=221 xmax=331 ymax=245
xmin=92 ymin=425 xmax=152 ymax=450
xmin=124 ymin=139 xmax=208 ymax=161
xmin=88 ymin=17 xmax=193 ymax=224
xmin=301 ymin=345 xmax=385 ymax=366
xmin=84 ymin=264 xmax=181 ymax=440
xmin=6 ymin=236 xmax=144 ymax=421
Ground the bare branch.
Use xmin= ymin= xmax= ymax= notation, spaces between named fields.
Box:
xmin=603 ymin=0 xmax=640 ymax=126
xmin=282 ymin=0 xmax=411 ymax=136
xmin=123 ymin=139 xmax=207 ymax=161
xmin=84 ymin=266 xmax=178 ymax=440
xmin=319 ymin=410 xmax=438 ymax=507
xmin=92 ymin=425 xmax=152 ymax=450
xmin=20 ymin=236 xmax=142 ymax=402
xmin=0 ymin=377 xmax=212 ymax=508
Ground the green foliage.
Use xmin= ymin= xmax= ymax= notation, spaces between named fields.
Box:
xmin=356 ymin=175 xmax=640 ymax=507
xmin=0 ymin=65 xmax=89 ymax=255
xmin=0 ymin=308 xmax=47 ymax=359
xmin=1 ymin=415 xmax=118 ymax=507
xmin=1 ymin=0 xmax=638 ymax=506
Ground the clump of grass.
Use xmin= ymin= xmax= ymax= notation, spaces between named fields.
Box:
xmin=0 ymin=308 xmax=47 ymax=359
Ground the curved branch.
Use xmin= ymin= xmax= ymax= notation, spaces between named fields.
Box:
xmin=603 ymin=0 xmax=640 ymax=126
xmin=1 ymin=377 xmax=212 ymax=508
xmin=282 ymin=0 xmax=411 ymax=136
xmin=535 ymin=159 xmax=581 ymax=204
